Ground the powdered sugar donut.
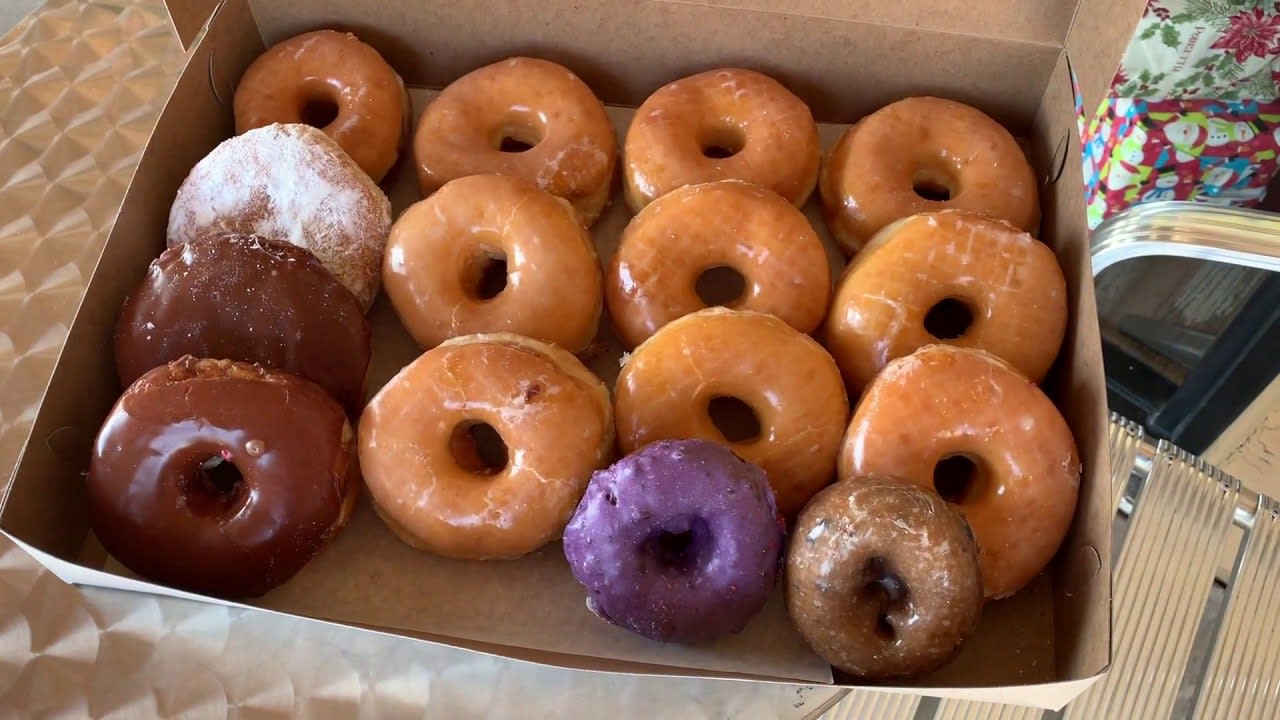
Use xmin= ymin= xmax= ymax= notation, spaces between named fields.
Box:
xmin=166 ymin=123 xmax=392 ymax=310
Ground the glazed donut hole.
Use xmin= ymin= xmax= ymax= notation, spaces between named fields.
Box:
xmin=644 ymin=515 xmax=714 ymax=574
xmin=922 ymin=296 xmax=976 ymax=340
xmin=298 ymin=79 xmax=342 ymax=129
xmin=932 ymin=453 xmax=987 ymax=505
xmin=448 ymin=420 xmax=510 ymax=476
xmin=706 ymin=394 xmax=763 ymax=443
xmin=693 ymin=265 xmax=748 ymax=307
xmin=698 ymin=121 xmax=747 ymax=159
xmin=181 ymin=448 xmax=248 ymax=515
xmin=493 ymin=113 xmax=546 ymax=154
xmin=461 ymin=242 xmax=510 ymax=301
xmin=859 ymin=555 xmax=909 ymax=641
xmin=910 ymin=165 xmax=959 ymax=202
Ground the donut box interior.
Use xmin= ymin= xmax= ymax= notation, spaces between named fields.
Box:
xmin=0 ymin=0 xmax=1143 ymax=709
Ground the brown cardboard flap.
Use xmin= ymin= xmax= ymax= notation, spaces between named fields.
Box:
xmin=657 ymin=0 xmax=1076 ymax=46
xmin=1033 ymin=52 xmax=1113 ymax=680
xmin=245 ymin=0 xmax=1062 ymax=128
xmin=1066 ymin=0 xmax=1150 ymax=117
xmin=165 ymin=0 xmax=225 ymax=50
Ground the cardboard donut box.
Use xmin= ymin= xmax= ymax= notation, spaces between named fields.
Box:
xmin=1 ymin=0 xmax=1148 ymax=710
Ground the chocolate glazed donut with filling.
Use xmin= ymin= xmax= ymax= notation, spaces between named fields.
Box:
xmin=786 ymin=476 xmax=984 ymax=680
xmin=114 ymin=232 xmax=370 ymax=417
xmin=87 ymin=357 xmax=359 ymax=598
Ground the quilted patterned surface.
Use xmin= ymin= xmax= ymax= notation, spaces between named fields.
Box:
xmin=0 ymin=0 xmax=183 ymax=496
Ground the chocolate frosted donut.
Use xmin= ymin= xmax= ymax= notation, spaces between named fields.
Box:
xmin=786 ymin=476 xmax=983 ymax=680
xmin=563 ymin=439 xmax=784 ymax=644
xmin=114 ymin=233 xmax=370 ymax=417
xmin=87 ymin=357 xmax=359 ymax=598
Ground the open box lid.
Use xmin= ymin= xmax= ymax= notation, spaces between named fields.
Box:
xmin=167 ymin=0 xmax=1150 ymax=112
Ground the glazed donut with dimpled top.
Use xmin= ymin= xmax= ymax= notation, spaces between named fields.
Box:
xmin=823 ymin=210 xmax=1067 ymax=394
xmin=820 ymin=96 xmax=1040 ymax=256
xmin=614 ymin=307 xmax=848 ymax=519
xmin=234 ymin=29 xmax=411 ymax=183
xmin=413 ymin=57 xmax=617 ymax=227
xmin=382 ymin=173 xmax=603 ymax=353
xmin=606 ymin=179 xmax=831 ymax=348
xmin=838 ymin=344 xmax=1081 ymax=599
xmin=623 ymin=68 xmax=821 ymax=212
xmin=358 ymin=333 xmax=614 ymax=560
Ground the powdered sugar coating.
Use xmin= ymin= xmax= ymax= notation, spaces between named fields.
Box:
xmin=166 ymin=123 xmax=392 ymax=310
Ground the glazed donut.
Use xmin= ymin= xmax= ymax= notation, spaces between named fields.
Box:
xmin=623 ymin=68 xmax=820 ymax=212
xmin=87 ymin=357 xmax=358 ymax=598
xmin=614 ymin=308 xmax=848 ymax=518
xmin=824 ymin=210 xmax=1067 ymax=393
xmin=358 ymin=333 xmax=614 ymax=560
xmin=167 ymin=123 xmax=392 ymax=311
xmin=838 ymin=345 xmax=1081 ymax=599
xmin=383 ymin=174 xmax=603 ymax=353
xmin=233 ymin=30 xmax=411 ymax=183
xmin=564 ymin=439 xmax=784 ymax=644
xmin=413 ymin=57 xmax=617 ymax=227
xmin=114 ymin=232 xmax=370 ymax=417
xmin=786 ymin=476 xmax=984 ymax=680
xmin=606 ymin=180 xmax=831 ymax=348
xmin=820 ymin=97 xmax=1040 ymax=255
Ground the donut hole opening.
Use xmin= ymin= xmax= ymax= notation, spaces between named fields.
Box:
xmin=699 ymin=124 xmax=746 ymax=159
xmin=923 ymin=297 xmax=974 ymax=340
xmin=495 ymin=125 xmax=542 ymax=153
xmin=911 ymin=169 xmax=957 ymax=202
xmin=646 ymin=516 xmax=712 ymax=574
xmin=707 ymin=395 xmax=761 ymax=443
xmin=463 ymin=248 xmax=508 ymax=301
xmin=182 ymin=452 xmax=245 ymax=514
xmin=695 ymin=265 xmax=746 ymax=307
xmin=299 ymin=99 xmax=340 ymax=129
xmin=862 ymin=556 xmax=908 ymax=642
xmin=449 ymin=422 xmax=509 ymax=476
xmin=934 ymin=454 xmax=982 ymax=504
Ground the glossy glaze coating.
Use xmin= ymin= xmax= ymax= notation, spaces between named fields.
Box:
xmin=838 ymin=345 xmax=1081 ymax=599
xmin=820 ymin=97 xmax=1040 ymax=255
xmin=234 ymin=30 xmax=411 ymax=183
xmin=824 ymin=210 xmax=1067 ymax=393
xmin=358 ymin=333 xmax=614 ymax=560
xmin=786 ymin=476 xmax=984 ymax=680
xmin=114 ymin=232 xmax=370 ymax=417
xmin=615 ymin=308 xmax=848 ymax=518
xmin=563 ymin=439 xmax=784 ymax=644
xmin=623 ymin=68 xmax=821 ymax=212
xmin=606 ymin=180 xmax=831 ymax=348
xmin=413 ymin=57 xmax=617 ymax=227
xmin=166 ymin=123 xmax=392 ymax=311
xmin=87 ymin=357 xmax=357 ymax=599
xmin=383 ymin=174 xmax=603 ymax=353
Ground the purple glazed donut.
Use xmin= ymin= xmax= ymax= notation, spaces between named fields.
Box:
xmin=563 ymin=438 xmax=785 ymax=644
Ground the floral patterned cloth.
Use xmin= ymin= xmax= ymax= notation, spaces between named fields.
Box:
xmin=1113 ymin=0 xmax=1280 ymax=101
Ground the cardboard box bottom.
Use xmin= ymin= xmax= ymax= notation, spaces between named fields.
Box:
xmin=1 ymin=0 xmax=1116 ymax=709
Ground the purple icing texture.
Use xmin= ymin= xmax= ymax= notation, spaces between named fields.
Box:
xmin=563 ymin=438 xmax=784 ymax=644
